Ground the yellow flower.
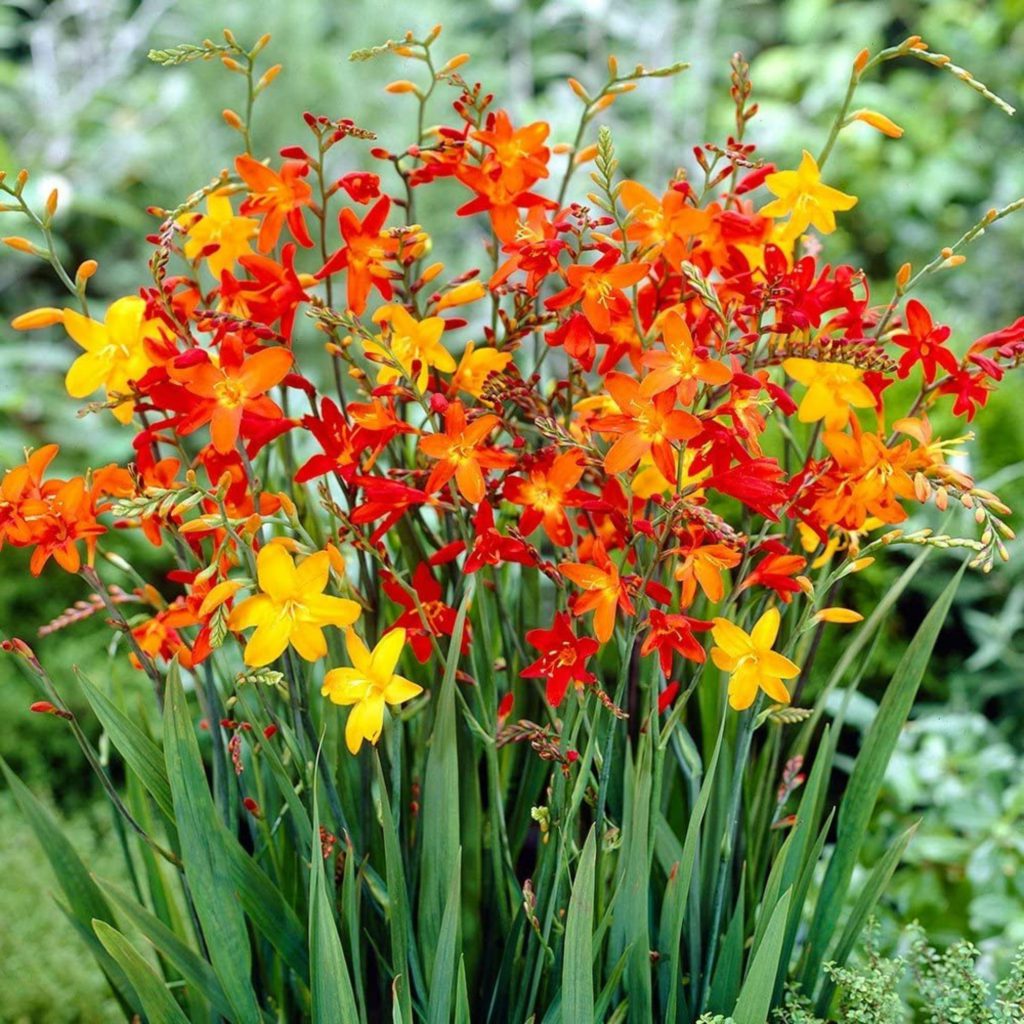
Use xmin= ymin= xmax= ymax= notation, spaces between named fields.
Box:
xmin=322 ymin=627 xmax=423 ymax=754
xmin=711 ymin=607 xmax=800 ymax=711
xmin=182 ymin=192 xmax=258 ymax=279
xmin=227 ymin=543 xmax=360 ymax=666
xmin=782 ymin=358 xmax=875 ymax=431
xmin=452 ymin=341 xmax=513 ymax=398
xmin=761 ymin=150 xmax=857 ymax=235
xmin=365 ymin=305 xmax=456 ymax=390
xmin=62 ymin=297 xmax=164 ymax=424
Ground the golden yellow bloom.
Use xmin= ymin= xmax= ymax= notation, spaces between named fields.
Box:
xmin=452 ymin=341 xmax=513 ymax=398
xmin=227 ymin=543 xmax=360 ymax=666
xmin=365 ymin=304 xmax=456 ymax=390
xmin=62 ymin=297 xmax=164 ymax=424
xmin=182 ymin=192 xmax=258 ymax=279
xmin=321 ymin=628 xmax=423 ymax=754
xmin=783 ymin=358 xmax=875 ymax=431
xmin=761 ymin=150 xmax=858 ymax=235
xmin=711 ymin=607 xmax=800 ymax=711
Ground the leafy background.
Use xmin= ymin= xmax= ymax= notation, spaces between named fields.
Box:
xmin=0 ymin=0 xmax=1022 ymax=1018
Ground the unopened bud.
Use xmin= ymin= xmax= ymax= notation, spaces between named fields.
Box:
xmin=853 ymin=48 xmax=871 ymax=74
xmin=12 ymin=307 xmax=64 ymax=330
xmin=76 ymin=259 xmax=98 ymax=285
xmin=257 ymin=64 xmax=282 ymax=90
xmin=385 ymin=80 xmax=420 ymax=95
xmin=222 ymin=109 xmax=244 ymax=130
xmin=852 ymin=109 xmax=904 ymax=138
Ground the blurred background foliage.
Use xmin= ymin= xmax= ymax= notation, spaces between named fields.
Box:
xmin=0 ymin=0 xmax=1022 ymax=1018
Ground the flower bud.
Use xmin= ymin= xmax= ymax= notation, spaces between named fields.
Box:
xmin=852 ymin=109 xmax=904 ymax=138
xmin=815 ymin=607 xmax=864 ymax=624
xmin=222 ymin=109 xmax=244 ymax=130
xmin=12 ymin=307 xmax=64 ymax=330
xmin=385 ymin=80 xmax=420 ymax=95
xmin=76 ymin=259 xmax=98 ymax=284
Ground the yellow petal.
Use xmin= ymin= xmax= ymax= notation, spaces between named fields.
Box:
xmin=345 ymin=692 xmax=386 ymax=754
xmin=227 ymin=593 xmax=274 ymax=631
xmin=370 ymin=628 xmax=406 ymax=683
xmin=295 ymin=550 xmax=330 ymax=596
xmin=244 ymin=615 xmax=292 ymax=667
xmin=256 ymin=542 xmax=297 ymax=600
xmin=383 ymin=675 xmax=422 ymax=705
xmin=750 ymin=607 xmax=781 ymax=650
xmin=290 ymin=622 xmax=327 ymax=662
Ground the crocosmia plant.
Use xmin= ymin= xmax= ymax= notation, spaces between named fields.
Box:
xmin=2 ymin=23 xmax=1022 ymax=1024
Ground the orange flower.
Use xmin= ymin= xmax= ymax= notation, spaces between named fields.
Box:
xmin=594 ymin=372 xmax=701 ymax=482
xmin=236 ymin=155 xmax=314 ymax=252
xmin=546 ymin=250 xmax=650 ymax=333
xmin=617 ymin=181 xmax=713 ymax=268
xmin=641 ymin=311 xmax=732 ymax=403
xmin=419 ymin=400 xmax=514 ymax=503
xmin=170 ymin=342 xmax=293 ymax=453
xmin=561 ymin=540 xmax=634 ymax=643
xmin=504 ymin=448 xmax=589 ymax=546
xmin=317 ymin=196 xmax=399 ymax=315
xmin=671 ymin=525 xmax=742 ymax=608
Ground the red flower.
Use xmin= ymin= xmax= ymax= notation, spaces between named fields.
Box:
xmin=546 ymin=250 xmax=650 ymax=333
xmin=891 ymin=300 xmax=957 ymax=382
xmin=465 ymin=501 xmax=536 ymax=573
xmin=640 ymin=609 xmax=710 ymax=674
xmin=382 ymin=563 xmax=469 ymax=662
xmin=521 ymin=612 xmax=599 ymax=707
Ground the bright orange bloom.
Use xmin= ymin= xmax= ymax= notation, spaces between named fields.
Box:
xmin=419 ymin=400 xmax=514 ymax=503
xmin=812 ymin=429 xmax=915 ymax=529
xmin=235 ymin=155 xmax=314 ymax=252
xmin=641 ymin=311 xmax=732 ymax=403
xmin=318 ymin=196 xmax=399 ymax=315
xmin=671 ymin=525 xmax=742 ymax=608
xmin=595 ymin=372 xmax=701 ymax=482
xmin=546 ymin=250 xmax=650 ymax=333
xmin=561 ymin=540 xmax=634 ymax=643
xmin=472 ymin=111 xmax=550 ymax=193
xmin=617 ymin=181 xmax=713 ymax=268
xmin=170 ymin=342 xmax=293 ymax=453
xmin=504 ymin=448 xmax=589 ymax=546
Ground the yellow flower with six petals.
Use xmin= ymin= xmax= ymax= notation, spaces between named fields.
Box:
xmin=365 ymin=304 xmax=456 ymax=390
xmin=228 ymin=543 xmax=360 ymax=666
xmin=710 ymin=607 xmax=800 ymax=711
xmin=322 ymin=627 xmax=423 ymax=754
xmin=761 ymin=150 xmax=857 ymax=235
xmin=783 ymin=358 xmax=875 ymax=431
xmin=62 ymin=296 xmax=164 ymax=424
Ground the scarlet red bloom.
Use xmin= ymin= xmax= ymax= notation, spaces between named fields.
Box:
xmin=382 ymin=563 xmax=469 ymax=663
xmin=521 ymin=611 xmax=599 ymax=707
xmin=641 ymin=609 xmax=711 ymax=674
xmin=891 ymin=299 xmax=957 ymax=382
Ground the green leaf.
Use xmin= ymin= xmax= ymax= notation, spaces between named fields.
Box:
xmin=0 ymin=755 xmax=140 ymax=1016
xmin=309 ymin=792 xmax=360 ymax=1023
xmin=76 ymin=668 xmax=174 ymax=820
xmin=99 ymin=877 xmax=233 ymax=1020
xmin=801 ymin=562 xmax=965 ymax=992
xmin=707 ymin=873 xmax=745 ymax=1014
xmin=375 ymin=753 xmax=413 ymax=1024
xmin=164 ymin=668 xmax=260 ymax=1024
xmin=454 ymin=956 xmax=471 ymax=1024
xmin=419 ymin=590 xmax=471 ymax=976
xmin=562 ymin=826 xmax=596 ymax=1022
xmin=93 ymin=920 xmax=191 ymax=1024
xmin=611 ymin=743 xmax=652 ymax=1019
xmin=732 ymin=888 xmax=791 ymax=1024
xmin=662 ymin=719 xmax=725 ymax=1023
xmin=427 ymin=850 xmax=463 ymax=1024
